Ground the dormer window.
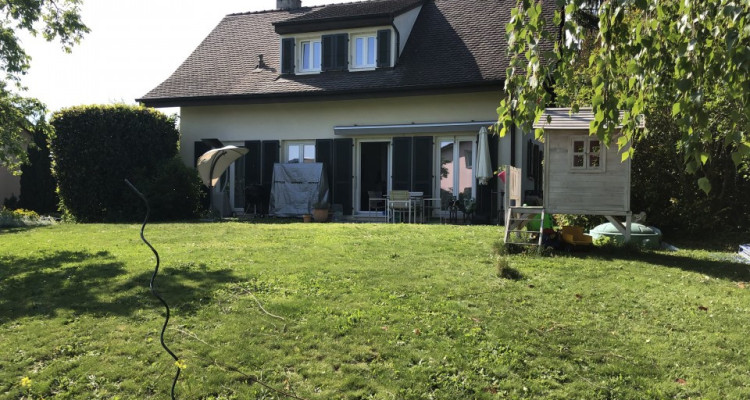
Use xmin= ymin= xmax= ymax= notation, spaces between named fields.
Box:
xmin=352 ymin=34 xmax=376 ymax=69
xmin=280 ymin=29 xmax=393 ymax=75
xmin=300 ymin=40 xmax=321 ymax=72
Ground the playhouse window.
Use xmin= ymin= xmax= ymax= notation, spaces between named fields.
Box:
xmin=571 ymin=137 xmax=604 ymax=171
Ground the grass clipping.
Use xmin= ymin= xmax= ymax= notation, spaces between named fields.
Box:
xmin=493 ymin=240 xmax=523 ymax=280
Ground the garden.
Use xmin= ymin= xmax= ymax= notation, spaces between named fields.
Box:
xmin=2 ymin=222 xmax=749 ymax=399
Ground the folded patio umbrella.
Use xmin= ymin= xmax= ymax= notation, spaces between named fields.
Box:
xmin=197 ymin=145 xmax=249 ymax=188
xmin=476 ymin=126 xmax=493 ymax=185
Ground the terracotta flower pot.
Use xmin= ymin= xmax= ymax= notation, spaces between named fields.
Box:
xmin=302 ymin=214 xmax=312 ymax=223
xmin=312 ymin=208 xmax=329 ymax=222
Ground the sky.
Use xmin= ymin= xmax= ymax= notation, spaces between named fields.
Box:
xmin=18 ymin=0 xmax=350 ymax=115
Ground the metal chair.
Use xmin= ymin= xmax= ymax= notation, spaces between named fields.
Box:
xmin=368 ymin=191 xmax=386 ymax=213
xmin=387 ymin=190 xmax=412 ymax=223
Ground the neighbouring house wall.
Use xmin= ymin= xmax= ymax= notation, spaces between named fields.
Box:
xmin=0 ymin=168 xmax=21 ymax=205
xmin=544 ymin=130 xmax=630 ymax=214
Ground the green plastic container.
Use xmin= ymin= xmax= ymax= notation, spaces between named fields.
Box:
xmin=589 ymin=222 xmax=662 ymax=249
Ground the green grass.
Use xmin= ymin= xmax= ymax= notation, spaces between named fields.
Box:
xmin=1 ymin=222 xmax=749 ymax=399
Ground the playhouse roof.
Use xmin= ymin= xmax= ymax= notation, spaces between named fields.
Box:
xmin=533 ymin=108 xmax=644 ymax=131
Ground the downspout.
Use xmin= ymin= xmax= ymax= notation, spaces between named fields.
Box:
xmin=391 ymin=21 xmax=401 ymax=66
xmin=510 ymin=106 xmax=517 ymax=167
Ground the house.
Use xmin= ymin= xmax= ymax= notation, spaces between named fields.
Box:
xmin=138 ymin=0 xmax=544 ymax=220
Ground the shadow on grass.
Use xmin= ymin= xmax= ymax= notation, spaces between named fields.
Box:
xmin=574 ymin=248 xmax=750 ymax=282
xmin=0 ymin=250 xmax=238 ymax=322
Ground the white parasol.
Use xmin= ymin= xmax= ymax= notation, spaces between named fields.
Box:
xmin=197 ymin=145 xmax=249 ymax=188
xmin=197 ymin=145 xmax=249 ymax=216
xmin=476 ymin=126 xmax=493 ymax=185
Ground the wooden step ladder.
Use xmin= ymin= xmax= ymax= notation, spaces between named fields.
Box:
xmin=504 ymin=206 xmax=545 ymax=247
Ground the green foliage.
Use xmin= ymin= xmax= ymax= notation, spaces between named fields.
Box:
xmin=142 ymin=156 xmax=204 ymax=221
xmin=499 ymin=0 xmax=750 ymax=192
xmin=18 ymin=126 xmax=58 ymax=214
xmin=0 ymin=206 xmax=54 ymax=227
xmin=631 ymin=106 xmax=750 ymax=235
xmin=50 ymin=104 xmax=201 ymax=222
xmin=554 ymin=214 xmax=605 ymax=230
xmin=0 ymin=0 xmax=88 ymax=174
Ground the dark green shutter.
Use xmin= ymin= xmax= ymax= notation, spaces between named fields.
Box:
xmin=412 ymin=136 xmax=433 ymax=197
xmin=322 ymin=33 xmax=348 ymax=71
xmin=392 ymin=137 xmax=412 ymax=190
xmin=377 ymin=29 xmax=391 ymax=68
xmin=243 ymin=141 xmax=261 ymax=185
xmin=315 ymin=139 xmax=334 ymax=198
xmin=333 ymin=138 xmax=353 ymax=215
xmin=281 ymin=38 xmax=295 ymax=74
xmin=261 ymin=140 xmax=279 ymax=186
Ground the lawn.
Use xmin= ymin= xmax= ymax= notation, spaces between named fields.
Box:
xmin=1 ymin=222 xmax=749 ymax=399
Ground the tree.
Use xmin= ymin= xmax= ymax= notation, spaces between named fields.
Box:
xmin=497 ymin=0 xmax=750 ymax=193
xmin=0 ymin=0 xmax=88 ymax=174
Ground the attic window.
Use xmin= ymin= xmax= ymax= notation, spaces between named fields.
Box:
xmin=300 ymin=40 xmax=321 ymax=72
xmin=352 ymin=34 xmax=376 ymax=69
xmin=571 ymin=136 xmax=604 ymax=171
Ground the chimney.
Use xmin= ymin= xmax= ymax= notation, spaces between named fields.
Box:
xmin=277 ymin=0 xmax=302 ymax=10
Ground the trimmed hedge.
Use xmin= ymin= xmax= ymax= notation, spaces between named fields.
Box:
xmin=18 ymin=127 xmax=58 ymax=214
xmin=50 ymin=105 xmax=202 ymax=222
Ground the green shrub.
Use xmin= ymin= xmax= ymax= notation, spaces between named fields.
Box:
xmin=49 ymin=105 xmax=201 ymax=222
xmin=140 ymin=157 xmax=204 ymax=221
xmin=0 ymin=207 xmax=53 ymax=227
xmin=554 ymin=214 xmax=606 ymax=230
xmin=18 ymin=127 xmax=58 ymax=214
xmin=631 ymin=106 xmax=750 ymax=236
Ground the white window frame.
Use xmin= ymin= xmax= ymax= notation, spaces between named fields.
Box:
xmin=570 ymin=136 xmax=605 ymax=172
xmin=285 ymin=141 xmax=316 ymax=164
xmin=436 ymin=136 xmax=477 ymax=202
xmin=298 ymin=39 xmax=321 ymax=73
xmin=351 ymin=33 xmax=377 ymax=70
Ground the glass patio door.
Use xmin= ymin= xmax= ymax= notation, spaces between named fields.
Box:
xmin=438 ymin=137 xmax=475 ymax=210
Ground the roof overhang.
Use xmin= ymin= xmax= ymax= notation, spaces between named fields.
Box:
xmin=334 ymin=121 xmax=495 ymax=136
xmin=137 ymin=81 xmax=504 ymax=108
xmin=273 ymin=0 xmax=424 ymax=34
xmin=533 ymin=108 xmax=645 ymax=131
xmin=274 ymin=15 xmax=394 ymax=34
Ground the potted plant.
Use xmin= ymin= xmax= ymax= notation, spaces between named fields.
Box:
xmin=312 ymin=201 xmax=329 ymax=222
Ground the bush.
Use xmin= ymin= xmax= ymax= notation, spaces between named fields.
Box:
xmin=140 ymin=157 xmax=204 ymax=221
xmin=0 ymin=207 xmax=54 ymax=227
xmin=50 ymin=105 xmax=201 ymax=222
xmin=631 ymin=106 xmax=750 ymax=236
xmin=18 ymin=127 xmax=58 ymax=214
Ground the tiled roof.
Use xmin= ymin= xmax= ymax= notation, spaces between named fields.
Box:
xmin=138 ymin=0 xmax=552 ymax=107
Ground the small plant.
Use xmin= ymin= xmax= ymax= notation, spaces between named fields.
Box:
xmin=0 ymin=207 xmax=54 ymax=227
xmin=312 ymin=201 xmax=329 ymax=210
xmin=496 ymin=256 xmax=522 ymax=280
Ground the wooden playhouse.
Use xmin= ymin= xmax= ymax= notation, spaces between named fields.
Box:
xmin=504 ymin=108 xmax=643 ymax=246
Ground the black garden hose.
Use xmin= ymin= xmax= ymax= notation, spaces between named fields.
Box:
xmin=125 ymin=179 xmax=181 ymax=399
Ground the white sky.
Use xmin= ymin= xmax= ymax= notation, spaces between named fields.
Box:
xmin=18 ymin=0 xmax=349 ymax=115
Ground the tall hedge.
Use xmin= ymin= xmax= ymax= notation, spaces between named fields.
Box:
xmin=50 ymin=105 xmax=202 ymax=222
xmin=18 ymin=127 xmax=58 ymax=214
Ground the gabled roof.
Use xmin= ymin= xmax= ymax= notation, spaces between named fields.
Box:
xmin=274 ymin=0 xmax=425 ymax=34
xmin=138 ymin=0 xmax=542 ymax=107
xmin=533 ymin=108 xmax=645 ymax=131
